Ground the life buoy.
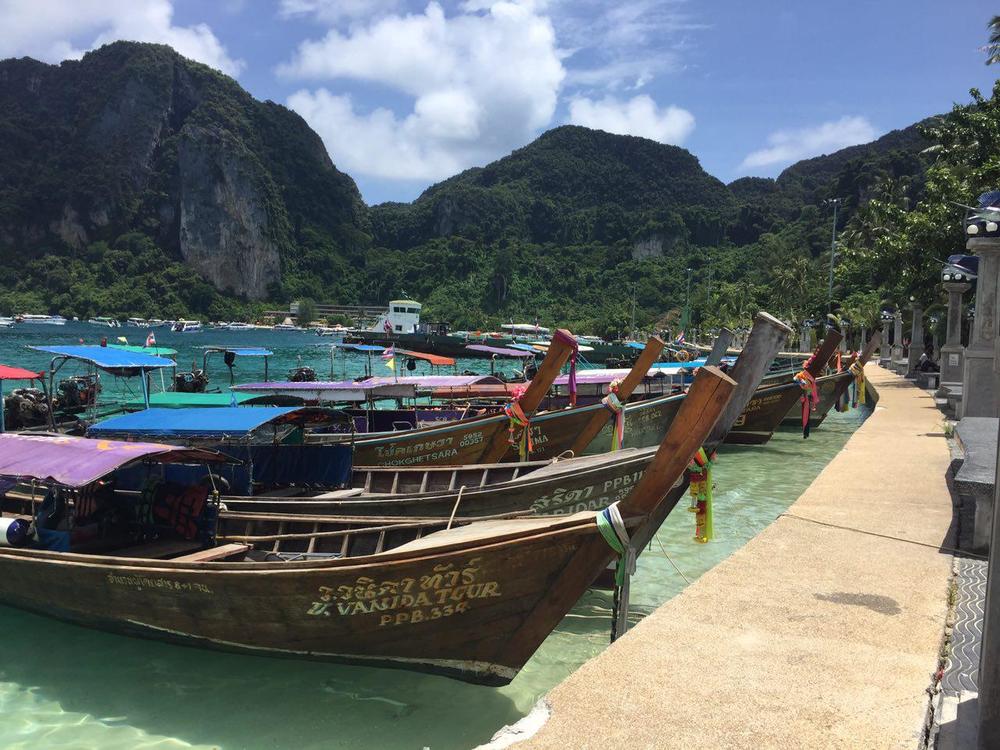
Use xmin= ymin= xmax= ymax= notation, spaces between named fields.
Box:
xmin=675 ymin=350 xmax=690 ymax=362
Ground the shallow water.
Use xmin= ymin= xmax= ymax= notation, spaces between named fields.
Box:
xmin=0 ymin=322 xmax=867 ymax=749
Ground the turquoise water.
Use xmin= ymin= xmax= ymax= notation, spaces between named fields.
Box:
xmin=0 ymin=322 xmax=868 ymax=749
xmin=1 ymin=322 xmax=506 ymax=404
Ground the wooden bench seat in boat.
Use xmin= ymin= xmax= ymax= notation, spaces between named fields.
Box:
xmin=171 ymin=543 xmax=250 ymax=562
xmin=312 ymin=488 xmax=365 ymax=499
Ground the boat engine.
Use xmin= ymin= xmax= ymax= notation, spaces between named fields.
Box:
xmin=174 ymin=369 xmax=209 ymax=393
xmin=57 ymin=375 xmax=101 ymax=409
xmin=287 ymin=366 xmax=317 ymax=382
xmin=4 ymin=388 xmax=49 ymax=429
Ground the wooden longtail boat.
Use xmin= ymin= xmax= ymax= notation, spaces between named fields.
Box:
xmin=724 ymin=330 xmax=843 ymax=445
xmin=222 ymin=315 xmax=788 ymax=519
xmin=778 ymin=332 xmax=881 ymax=429
xmin=0 ymin=367 xmax=735 ymax=685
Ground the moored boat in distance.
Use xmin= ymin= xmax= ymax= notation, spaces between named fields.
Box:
xmin=125 ymin=317 xmax=150 ymax=327
xmin=88 ymin=316 xmax=121 ymax=327
xmin=0 ymin=317 xmax=13 ymax=328
xmin=172 ymin=319 xmax=202 ymax=333
xmin=17 ymin=314 xmax=67 ymax=325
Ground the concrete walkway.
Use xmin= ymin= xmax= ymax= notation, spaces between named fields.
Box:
xmin=512 ymin=365 xmax=955 ymax=750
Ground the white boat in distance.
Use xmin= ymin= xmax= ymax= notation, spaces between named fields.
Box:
xmin=172 ymin=320 xmax=203 ymax=333
xmin=0 ymin=317 xmax=13 ymax=328
xmin=88 ymin=317 xmax=120 ymax=327
xmin=125 ymin=317 xmax=150 ymax=327
xmin=17 ymin=314 xmax=67 ymax=325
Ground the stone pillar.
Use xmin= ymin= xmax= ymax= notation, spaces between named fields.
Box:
xmin=799 ymin=323 xmax=811 ymax=354
xmin=963 ymin=236 xmax=1000 ymax=418
xmin=906 ymin=303 xmax=924 ymax=377
xmin=892 ymin=311 xmax=904 ymax=371
xmin=879 ymin=319 xmax=892 ymax=367
xmin=859 ymin=325 xmax=868 ymax=353
xmin=940 ymin=282 xmax=971 ymax=389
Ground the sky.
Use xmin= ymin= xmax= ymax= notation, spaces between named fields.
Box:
xmin=0 ymin=0 xmax=997 ymax=205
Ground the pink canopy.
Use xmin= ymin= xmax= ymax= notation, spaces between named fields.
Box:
xmin=0 ymin=434 xmax=231 ymax=488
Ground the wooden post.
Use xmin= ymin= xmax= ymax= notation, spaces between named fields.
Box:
xmin=705 ymin=328 xmax=733 ymax=366
xmin=618 ymin=366 xmax=735 ymax=518
xmin=858 ymin=331 xmax=881 ymax=365
xmin=478 ymin=329 xmax=578 ymax=463
xmin=707 ymin=312 xmax=792 ymax=445
xmin=568 ymin=337 xmax=666 ymax=456
xmin=979 ymin=418 xmax=1000 ymax=748
xmin=807 ymin=330 xmax=844 ymax=376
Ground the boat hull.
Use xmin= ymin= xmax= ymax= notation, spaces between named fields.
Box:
xmin=0 ymin=516 xmax=613 ymax=685
xmin=780 ymin=371 xmax=854 ymax=428
xmin=226 ymin=449 xmax=658 ymax=517
xmin=341 ymin=392 xmax=685 ymax=467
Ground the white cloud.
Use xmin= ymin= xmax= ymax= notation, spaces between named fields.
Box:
xmin=548 ymin=0 xmax=705 ymax=90
xmin=568 ymin=94 xmax=694 ymax=144
xmin=278 ymin=0 xmax=401 ymax=25
xmin=0 ymin=0 xmax=244 ymax=76
xmin=739 ymin=116 xmax=879 ymax=170
xmin=280 ymin=1 xmax=565 ymax=181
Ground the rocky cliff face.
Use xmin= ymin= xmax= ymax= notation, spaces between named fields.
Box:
xmin=0 ymin=42 xmax=366 ymax=300
xmin=178 ymin=125 xmax=282 ymax=298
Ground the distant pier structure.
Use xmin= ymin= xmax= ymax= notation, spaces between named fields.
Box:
xmin=264 ymin=302 xmax=385 ymax=327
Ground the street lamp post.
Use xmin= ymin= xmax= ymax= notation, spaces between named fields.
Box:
xmin=825 ymin=198 xmax=842 ymax=314
xmin=683 ymin=267 xmax=692 ymax=335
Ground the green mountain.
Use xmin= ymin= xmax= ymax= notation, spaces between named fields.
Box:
xmin=0 ymin=41 xmax=367 ymax=317
xmin=0 ymin=41 xmax=940 ymax=331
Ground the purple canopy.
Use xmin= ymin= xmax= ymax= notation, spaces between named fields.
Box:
xmin=233 ymin=375 xmax=502 ymax=402
xmin=0 ymin=434 xmax=231 ymax=488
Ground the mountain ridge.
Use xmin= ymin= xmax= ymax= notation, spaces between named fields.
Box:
xmin=0 ymin=41 xmax=937 ymax=329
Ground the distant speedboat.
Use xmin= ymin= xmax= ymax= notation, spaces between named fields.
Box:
xmin=88 ymin=316 xmax=120 ymax=328
xmin=125 ymin=317 xmax=150 ymax=328
xmin=273 ymin=323 xmax=298 ymax=331
xmin=172 ymin=320 xmax=203 ymax=333
xmin=0 ymin=317 xmax=13 ymax=328
xmin=223 ymin=322 xmax=256 ymax=331
xmin=18 ymin=314 xmax=67 ymax=325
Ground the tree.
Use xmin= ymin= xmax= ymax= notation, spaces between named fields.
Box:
xmin=986 ymin=16 xmax=1000 ymax=65
xmin=296 ymin=298 xmax=317 ymax=328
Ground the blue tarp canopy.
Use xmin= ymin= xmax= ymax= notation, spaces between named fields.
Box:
xmin=88 ymin=406 xmax=341 ymax=438
xmin=202 ymin=346 xmax=273 ymax=357
xmin=625 ymin=341 xmax=645 ymax=350
xmin=507 ymin=343 xmax=538 ymax=352
xmin=29 ymin=345 xmax=175 ymax=374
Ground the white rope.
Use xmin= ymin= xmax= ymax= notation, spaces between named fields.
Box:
xmin=446 ymin=485 xmax=466 ymax=530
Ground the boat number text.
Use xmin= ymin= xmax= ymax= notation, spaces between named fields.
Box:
xmin=306 ymin=557 xmax=502 ymax=627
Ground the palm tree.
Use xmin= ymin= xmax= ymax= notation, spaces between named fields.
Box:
xmin=986 ymin=15 xmax=1000 ymax=65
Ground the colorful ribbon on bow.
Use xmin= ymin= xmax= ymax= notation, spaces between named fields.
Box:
xmin=686 ymin=447 xmax=716 ymax=543
xmin=601 ymin=378 xmax=626 ymax=451
xmin=793 ymin=369 xmax=819 ymax=438
xmin=504 ymin=396 xmax=533 ymax=461
xmin=850 ymin=358 xmax=866 ymax=408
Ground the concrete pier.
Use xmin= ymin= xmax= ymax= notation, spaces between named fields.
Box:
xmin=508 ymin=365 xmax=954 ymax=750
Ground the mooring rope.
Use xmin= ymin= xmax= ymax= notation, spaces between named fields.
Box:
xmin=779 ymin=512 xmax=986 ymax=560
